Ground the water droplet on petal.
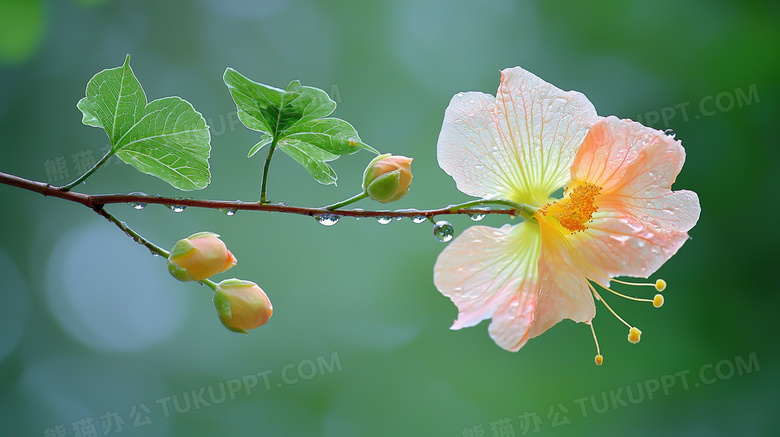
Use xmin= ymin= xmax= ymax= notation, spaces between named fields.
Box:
xmin=433 ymin=221 xmax=454 ymax=242
xmin=412 ymin=215 xmax=427 ymax=224
xmin=456 ymin=92 xmax=464 ymax=98
xmin=315 ymin=214 xmax=340 ymax=226
xmin=664 ymin=129 xmax=676 ymax=138
xmin=376 ymin=216 xmax=392 ymax=225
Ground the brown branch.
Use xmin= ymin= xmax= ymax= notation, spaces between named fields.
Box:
xmin=1 ymin=170 xmax=523 ymax=219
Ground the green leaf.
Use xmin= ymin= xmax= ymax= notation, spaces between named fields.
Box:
xmin=279 ymin=139 xmax=338 ymax=185
xmin=223 ymin=67 xmax=377 ymax=186
xmin=247 ymin=134 xmax=273 ymax=158
xmin=283 ymin=118 xmax=379 ymax=155
xmin=77 ymin=55 xmax=211 ymax=191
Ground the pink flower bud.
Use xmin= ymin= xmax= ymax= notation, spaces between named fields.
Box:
xmin=167 ymin=232 xmax=237 ymax=282
xmin=213 ymin=279 xmax=273 ymax=334
xmin=362 ymin=154 xmax=413 ymax=203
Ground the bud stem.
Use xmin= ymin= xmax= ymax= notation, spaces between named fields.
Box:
xmin=95 ymin=206 xmax=219 ymax=291
xmin=325 ymin=191 xmax=369 ymax=211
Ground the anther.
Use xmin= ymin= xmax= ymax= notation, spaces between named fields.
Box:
xmin=655 ymin=279 xmax=667 ymax=292
xmin=653 ymin=294 xmax=664 ymax=308
xmin=595 ymin=354 xmax=604 ymax=366
xmin=628 ymin=327 xmax=642 ymax=344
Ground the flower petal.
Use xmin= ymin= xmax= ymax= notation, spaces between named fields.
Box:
xmin=530 ymin=217 xmax=596 ymax=338
xmin=569 ymin=116 xmax=701 ymax=279
xmin=571 ymin=116 xmax=685 ymax=197
xmin=571 ymin=191 xmax=700 ymax=280
xmin=433 ymin=223 xmax=540 ymax=351
xmin=437 ymin=67 xmax=600 ymax=206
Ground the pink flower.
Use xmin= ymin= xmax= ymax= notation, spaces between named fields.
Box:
xmin=434 ymin=67 xmax=700 ymax=362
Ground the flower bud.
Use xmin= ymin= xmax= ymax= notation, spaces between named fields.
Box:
xmin=213 ymin=279 xmax=273 ymax=334
xmin=167 ymin=232 xmax=237 ymax=282
xmin=362 ymin=154 xmax=413 ymax=203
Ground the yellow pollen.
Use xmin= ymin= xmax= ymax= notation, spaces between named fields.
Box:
xmin=655 ymin=279 xmax=667 ymax=291
xmin=653 ymin=294 xmax=664 ymax=308
xmin=595 ymin=354 xmax=604 ymax=366
xmin=539 ymin=183 xmax=602 ymax=233
xmin=628 ymin=327 xmax=642 ymax=344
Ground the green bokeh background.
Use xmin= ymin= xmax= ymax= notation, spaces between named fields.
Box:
xmin=1 ymin=1 xmax=777 ymax=435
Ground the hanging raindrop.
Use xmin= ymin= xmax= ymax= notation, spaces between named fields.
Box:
xmin=315 ymin=214 xmax=340 ymax=226
xmin=412 ymin=215 xmax=427 ymax=224
xmin=221 ymin=208 xmax=238 ymax=216
xmin=169 ymin=205 xmax=186 ymax=213
xmin=664 ymin=129 xmax=676 ymax=138
xmin=128 ymin=192 xmax=147 ymax=210
xmin=469 ymin=212 xmax=486 ymax=221
xmin=433 ymin=221 xmax=454 ymax=242
xmin=376 ymin=216 xmax=393 ymax=225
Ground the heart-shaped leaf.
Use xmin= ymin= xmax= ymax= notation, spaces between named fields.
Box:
xmin=77 ymin=55 xmax=211 ymax=191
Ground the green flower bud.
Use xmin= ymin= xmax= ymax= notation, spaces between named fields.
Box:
xmin=362 ymin=154 xmax=413 ymax=203
xmin=213 ymin=279 xmax=273 ymax=334
xmin=167 ymin=232 xmax=237 ymax=282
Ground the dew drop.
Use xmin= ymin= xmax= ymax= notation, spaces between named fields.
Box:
xmin=128 ymin=192 xmax=147 ymax=210
xmin=376 ymin=216 xmax=392 ymax=225
xmin=433 ymin=221 xmax=454 ymax=242
xmin=222 ymin=208 xmax=238 ymax=216
xmin=315 ymin=214 xmax=340 ymax=226
xmin=469 ymin=212 xmax=486 ymax=222
xmin=412 ymin=215 xmax=427 ymax=224
xmin=456 ymin=92 xmax=464 ymax=98
xmin=395 ymin=216 xmax=404 ymax=221
xmin=664 ymin=129 xmax=676 ymax=138
xmin=169 ymin=205 xmax=186 ymax=213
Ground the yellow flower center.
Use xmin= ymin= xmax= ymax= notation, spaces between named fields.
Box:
xmin=539 ymin=182 xmax=602 ymax=233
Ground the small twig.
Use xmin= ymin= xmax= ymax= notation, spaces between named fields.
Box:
xmin=1 ymin=170 xmax=533 ymax=219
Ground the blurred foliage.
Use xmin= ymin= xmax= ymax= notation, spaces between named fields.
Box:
xmin=0 ymin=1 xmax=777 ymax=436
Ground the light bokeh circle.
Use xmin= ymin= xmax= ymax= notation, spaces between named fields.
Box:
xmin=45 ymin=223 xmax=190 ymax=352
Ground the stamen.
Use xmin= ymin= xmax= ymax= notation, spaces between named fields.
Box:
xmin=628 ymin=327 xmax=642 ymax=344
xmin=589 ymin=321 xmax=603 ymax=366
xmin=602 ymin=284 xmax=655 ymax=304
xmin=611 ymin=277 xmax=668 ymax=292
xmin=587 ymin=283 xmax=631 ymax=329
xmin=653 ymin=294 xmax=664 ymax=308
xmin=539 ymin=183 xmax=601 ymax=233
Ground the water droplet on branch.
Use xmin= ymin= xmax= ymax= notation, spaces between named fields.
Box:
xmin=221 ymin=208 xmax=238 ymax=216
xmin=169 ymin=205 xmax=186 ymax=213
xmin=433 ymin=221 xmax=454 ymax=242
xmin=469 ymin=212 xmax=486 ymax=221
xmin=376 ymin=216 xmax=392 ymax=225
xmin=412 ymin=215 xmax=427 ymax=224
xmin=315 ymin=214 xmax=340 ymax=226
xmin=128 ymin=192 xmax=147 ymax=210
